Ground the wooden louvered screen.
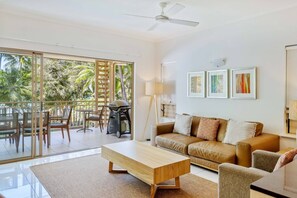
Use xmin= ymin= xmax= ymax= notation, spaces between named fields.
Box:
xmin=96 ymin=61 xmax=110 ymax=126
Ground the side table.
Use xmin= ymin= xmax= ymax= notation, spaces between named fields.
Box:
xmin=76 ymin=109 xmax=93 ymax=132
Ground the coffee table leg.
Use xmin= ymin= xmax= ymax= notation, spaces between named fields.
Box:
xmin=151 ymin=177 xmax=181 ymax=197
xmin=157 ymin=176 xmax=181 ymax=189
xmin=175 ymin=177 xmax=180 ymax=188
xmin=108 ymin=161 xmax=113 ymax=172
xmin=108 ymin=161 xmax=128 ymax=173
xmin=150 ymin=184 xmax=157 ymax=198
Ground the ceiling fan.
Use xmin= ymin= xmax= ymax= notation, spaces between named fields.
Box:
xmin=125 ymin=2 xmax=199 ymax=31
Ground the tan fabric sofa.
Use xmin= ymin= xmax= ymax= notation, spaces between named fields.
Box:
xmin=151 ymin=116 xmax=280 ymax=171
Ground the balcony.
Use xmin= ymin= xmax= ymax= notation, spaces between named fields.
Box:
xmin=0 ymin=100 xmax=131 ymax=162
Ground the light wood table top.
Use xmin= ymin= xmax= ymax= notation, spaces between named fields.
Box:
xmin=102 ymin=141 xmax=190 ymax=198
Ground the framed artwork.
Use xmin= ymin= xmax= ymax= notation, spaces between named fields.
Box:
xmin=231 ymin=67 xmax=257 ymax=99
xmin=207 ymin=70 xmax=228 ymax=98
xmin=187 ymin=72 xmax=205 ymax=97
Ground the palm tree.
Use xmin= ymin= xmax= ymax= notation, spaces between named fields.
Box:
xmin=74 ymin=63 xmax=95 ymax=96
xmin=0 ymin=53 xmax=32 ymax=102
xmin=1 ymin=54 xmax=31 ymax=70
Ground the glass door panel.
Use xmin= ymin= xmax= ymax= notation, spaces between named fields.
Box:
xmin=0 ymin=51 xmax=34 ymax=162
xmin=32 ymin=53 xmax=44 ymax=157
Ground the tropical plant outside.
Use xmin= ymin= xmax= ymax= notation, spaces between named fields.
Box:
xmin=114 ymin=64 xmax=132 ymax=104
xmin=0 ymin=53 xmax=132 ymax=106
xmin=0 ymin=53 xmax=32 ymax=102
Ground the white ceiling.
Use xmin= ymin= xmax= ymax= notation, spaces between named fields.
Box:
xmin=1 ymin=0 xmax=297 ymax=42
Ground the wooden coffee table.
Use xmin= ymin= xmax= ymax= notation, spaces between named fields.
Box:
xmin=101 ymin=141 xmax=190 ymax=198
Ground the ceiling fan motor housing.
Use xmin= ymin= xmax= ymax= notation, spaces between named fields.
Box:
xmin=155 ymin=15 xmax=169 ymax=23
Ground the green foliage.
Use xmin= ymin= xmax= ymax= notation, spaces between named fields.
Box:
xmin=0 ymin=54 xmax=32 ymax=102
xmin=0 ymin=53 xmax=133 ymax=104
xmin=43 ymin=59 xmax=96 ymax=101
xmin=114 ymin=64 xmax=132 ymax=104
xmin=74 ymin=64 xmax=95 ymax=98
xmin=44 ymin=59 xmax=73 ymax=101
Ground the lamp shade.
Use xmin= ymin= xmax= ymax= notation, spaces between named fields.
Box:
xmin=145 ymin=81 xmax=155 ymax=96
xmin=289 ymin=100 xmax=297 ymax=120
xmin=155 ymin=82 xmax=164 ymax=95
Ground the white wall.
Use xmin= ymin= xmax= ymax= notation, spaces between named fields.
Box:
xmin=156 ymin=6 xmax=297 ymax=146
xmin=287 ymin=48 xmax=297 ymax=105
xmin=0 ymin=11 xmax=157 ymax=141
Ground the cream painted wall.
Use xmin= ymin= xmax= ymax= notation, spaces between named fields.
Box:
xmin=156 ymin=7 xmax=297 ymax=148
xmin=0 ymin=11 xmax=157 ymax=141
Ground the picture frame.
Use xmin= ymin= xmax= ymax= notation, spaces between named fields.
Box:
xmin=231 ymin=67 xmax=257 ymax=99
xmin=187 ymin=72 xmax=205 ymax=97
xmin=206 ymin=70 xmax=228 ymax=98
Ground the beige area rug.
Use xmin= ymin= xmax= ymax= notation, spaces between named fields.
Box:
xmin=30 ymin=154 xmax=218 ymax=198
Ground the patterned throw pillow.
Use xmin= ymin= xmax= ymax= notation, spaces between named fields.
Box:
xmin=173 ymin=114 xmax=193 ymax=136
xmin=197 ymin=118 xmax=220 ymax=141
xmin=273 ymin=148 xmax=297 ymax=171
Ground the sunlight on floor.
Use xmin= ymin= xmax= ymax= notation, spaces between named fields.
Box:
xmin=0 ymin=145 xmax=218 ymax=198
xmin=0 ymin=127 xmax=130 ymax=161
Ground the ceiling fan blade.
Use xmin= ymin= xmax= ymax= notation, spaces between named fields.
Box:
xmin=166 ymin=3 xmax=185 ymax=16
xmin=123 ymin=14 xmax=154 ymax=19
xmin=147 ymin=23 xmax=159 ymax=31
xmin=168 ymin=18 xmax=199 ymax=27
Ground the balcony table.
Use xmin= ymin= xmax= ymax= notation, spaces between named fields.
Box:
xmin=75 ymin=109 xmax=94 ymax=132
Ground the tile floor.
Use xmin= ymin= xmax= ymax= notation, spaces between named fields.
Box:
xmin=0 ymin=127 xmax=131 ymax=161
xmin=0 ymin=145 xmax=218 ymax=198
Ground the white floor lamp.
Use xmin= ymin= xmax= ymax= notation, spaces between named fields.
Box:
xmin=142 ymin=81 xmax=163 ymax=140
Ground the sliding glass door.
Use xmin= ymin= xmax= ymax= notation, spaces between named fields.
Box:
xmin=0 ymin=48 xmax=135 ymax=163
xmin=0 ymin=49 xmax=44 ymax=163
xmin=32 ymin=52 xmax=44 ymax=157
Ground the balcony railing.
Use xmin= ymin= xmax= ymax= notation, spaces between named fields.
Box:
xmin=0 ymin=100 xmax=108 ymax=128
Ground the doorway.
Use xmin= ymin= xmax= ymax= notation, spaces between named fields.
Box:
xmin=0 ymin=50 xmax=44 ymax=163
xmin=0 ymin=49 xmax=134 ymax=163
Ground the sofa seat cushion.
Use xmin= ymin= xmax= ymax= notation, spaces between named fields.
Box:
xmin=188 ymin=141 xmax=236 ymax=164
xmin=156 ymin=133 xmax=203 ymax=155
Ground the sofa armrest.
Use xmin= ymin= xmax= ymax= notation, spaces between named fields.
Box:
xmin=155 ymin=122 xmax=175 ymax=136
xmin=252 ymin=150 xmax=281 ymax=172
xmin=150 ymin=122 xmax=174 ymax=146
xmin=236 ymin=133 xmax=280 ymax=167
xmin=218 ymin=163 xmax=268 ymax=198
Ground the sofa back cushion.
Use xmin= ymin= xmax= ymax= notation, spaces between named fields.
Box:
xmin=216 ymin=118 xmax=228 ymax=142
xmin=185 ymin=114 xmax=263 ymax=140
xmin=249 ymin=121 xmax=264 ymax=136
xmin=190 ymin=116 xmax=201 ymax=136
